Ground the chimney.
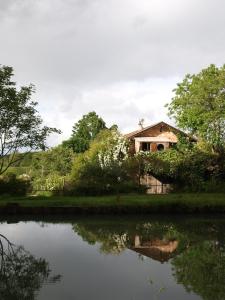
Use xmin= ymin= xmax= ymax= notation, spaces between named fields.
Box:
xmin=138 ymin=118 xmax=144 ymax=129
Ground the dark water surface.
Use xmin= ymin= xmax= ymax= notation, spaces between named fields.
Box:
xmin=0 ymin=215 xmax=225 ymax=300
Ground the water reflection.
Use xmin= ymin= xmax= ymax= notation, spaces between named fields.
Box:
xmin=0 ymin=233 xmax=61 ymax=300
xmin=73 ymin=219 xmax=184 ymax=259
xmin=1 ymin=216 xmax=225 ymax=300
xmin=131 ymin=236 xmax=178 ymax=262
xmin=73 ymin=217 xmax=225 ymax=300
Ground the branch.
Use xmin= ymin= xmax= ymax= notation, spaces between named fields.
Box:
xmin=0 ymin=150 xmax=31 ymax=175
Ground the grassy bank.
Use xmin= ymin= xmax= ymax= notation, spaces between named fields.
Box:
xmin=0 ymin=193 xmax=225 ymax=212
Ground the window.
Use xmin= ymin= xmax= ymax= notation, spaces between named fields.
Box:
xmin=141 ymin=142 xmax=151 ymax=151
xmin=157 ymin=144 xmax=164 ymax=151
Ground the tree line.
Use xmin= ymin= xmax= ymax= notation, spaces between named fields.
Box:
xmin=0 ymin=64 xmax=225 ymax=195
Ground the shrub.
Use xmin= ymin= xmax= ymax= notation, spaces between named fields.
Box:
xmin=68 ymin=129 xmax=143 ymax=196
xmin=0 ymin=173 xmax=32 ymax=196
xmin=137 ymin=148 xmax=225 ymax=192
xmin=32 ymin=173 xmax=65 ymax=192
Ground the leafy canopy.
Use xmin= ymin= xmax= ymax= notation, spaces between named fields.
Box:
xmin=167 ymin=64 xmax=225 ymax=153
xmin=70 ymin=128 xmax=137 ymax=195
xmin=0 ymin=65 xmax=60 ymax=175
xmin=63 ymin=111 xmax=106 ymax=153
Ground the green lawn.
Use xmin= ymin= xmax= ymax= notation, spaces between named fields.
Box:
xmin=0 ymin=193 xmax=225 ymax=209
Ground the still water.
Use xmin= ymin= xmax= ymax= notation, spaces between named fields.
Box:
xmin=0 ymin=215 xmax=225 ymax=300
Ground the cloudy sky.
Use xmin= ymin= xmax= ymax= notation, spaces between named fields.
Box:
xmin=0 ymin=0 xmax=225 ymax=145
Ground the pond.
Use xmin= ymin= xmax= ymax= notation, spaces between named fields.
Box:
xmin=0 ymin=215 xmax=225 ymax=300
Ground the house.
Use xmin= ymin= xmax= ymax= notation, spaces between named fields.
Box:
xmin=124 ymin=121 xmax=196 ymax=193
xmin=125 ymin=121 xmax=194 ymax=154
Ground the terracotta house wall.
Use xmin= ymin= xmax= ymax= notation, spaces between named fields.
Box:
xmin=126 ymin=122 xmax=180 ymax=155
xmin=137 ymin=123 xmax=171 ymax=136
xmin=136 ymin=124 xmax=178 ymax=143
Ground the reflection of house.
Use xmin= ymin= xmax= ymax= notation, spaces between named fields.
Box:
xmin=125 ymin=121 xmax=194 ymax=154
xmin=130 ymin=235 xmax=178 ymax=263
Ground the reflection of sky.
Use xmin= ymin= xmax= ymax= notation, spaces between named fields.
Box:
xmin=0 ymin=221 xmax=200 ymax=300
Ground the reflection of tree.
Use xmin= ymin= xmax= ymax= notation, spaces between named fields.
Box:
xmin=73 ymin=223 xmax=129 ymax=254
xmin=73 ymin=218 xmax=225 ymax=300
xmin=172 ymin=241 xmax=225 ymax=300
xmin=73 ymin=220 xmax=182 ymax=257
xmin=0 ymin=234 xmax=61 ymax=300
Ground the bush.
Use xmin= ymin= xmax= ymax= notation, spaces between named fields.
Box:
xmin=138 ymin=148 xmax=225 ymax=192
xmin=32 ymin=173 xmax=65 ymax=192
xmin=67 ymin=129 xmax=143 ymax=196
xmin=68 ymin=161 xmax=142 ymax=196
xmin=0 ymin=173 xmax=32 ymax=196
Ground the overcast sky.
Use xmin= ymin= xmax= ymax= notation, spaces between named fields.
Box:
xmin=1 ymin=0 xmax=225 ymax=145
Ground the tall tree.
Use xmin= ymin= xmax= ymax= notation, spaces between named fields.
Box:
xmin=63 ymin=111 xmax=106 ymax=153
xmin=167 ymin=64 xmax=225 ymax=153
xmin=0 ymin=65 xmax=60 ymax=175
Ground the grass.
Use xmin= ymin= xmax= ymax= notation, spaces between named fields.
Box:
xmin=0 ymin=193 xmax=225 ymax=210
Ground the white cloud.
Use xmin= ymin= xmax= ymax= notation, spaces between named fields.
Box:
xmin=33 ymin=77 xmax=179 ymax=145
xmin=0 ymin=0 xmax=224 ymax=145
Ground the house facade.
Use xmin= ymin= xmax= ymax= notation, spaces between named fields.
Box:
xmin=125 ymin=121 xmax=190 ymax=154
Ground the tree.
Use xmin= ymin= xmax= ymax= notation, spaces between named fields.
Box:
xmin=70 ymin=128 xmax=139 ymax=195
xmin=63 ymin=111 xmax=106 ymax=153
xmin=30 ymin=146 xmax=74 ymax=192
xmin=32 ymin=145 xmax=74 ymax=177
xmin=167 ymin=64 xmax=225 ymax=153
xmin=0 ymin=65 xmax=60 ymax=175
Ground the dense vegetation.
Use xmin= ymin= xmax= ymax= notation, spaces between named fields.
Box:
xmin=167 ymin=64 xmax=225 ymax=154
xmin=0 ymin=64 xmax=225 ymax=196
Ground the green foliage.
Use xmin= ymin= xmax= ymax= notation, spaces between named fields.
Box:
xmin=32 ymin=146 xmax=74 ymax=177
xmin=167 ymin=64 xmax=225 ymax=153
xmin=63 ymin=111 xmax=106 ymax=153
xmin=32 ymin=173 xmax=65 ymax=192
xmin=137 ymin=149 xmax=182 ymax=181
xmin=69 ymin=129 xmax=141 ymax=195
xmin=137 ymin=147 xmax=225 ymax=192
xmin=0 ymin=173 xmax=31 ymax=195
xmin=2 ymin=146 xmax=74 ymax=194
xmin=0 ymin=65 xmax=60 ymax=175
xmin=173 ymin=132 xmax=195 ymax=152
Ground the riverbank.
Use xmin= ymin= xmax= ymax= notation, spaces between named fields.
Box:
xmin=0 ymin=193 xmax=225 ymax=214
